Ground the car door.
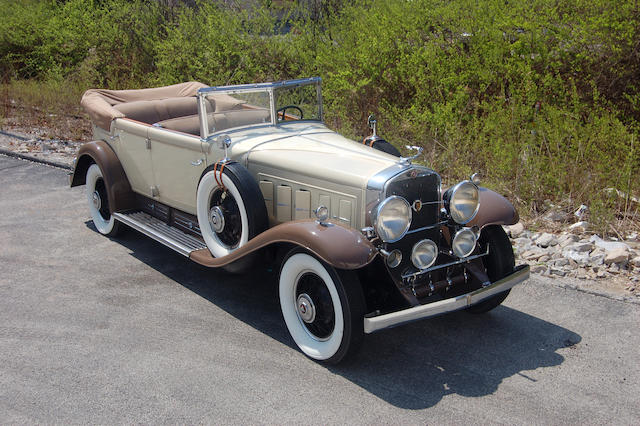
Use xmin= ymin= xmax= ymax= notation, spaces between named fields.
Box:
xmin=111 ymin=119 xmax=155 ymax=198
xmin=147 ymin=126 xmax=207 ymax=215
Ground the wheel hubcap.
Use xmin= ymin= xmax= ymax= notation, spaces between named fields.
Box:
xmin=296 ymin=293 xmax=316 ymax=323
xmin=209 ymin=205 xmax=225 ymax=233
xmin=92 ymin=191 xmax=101 ymax=210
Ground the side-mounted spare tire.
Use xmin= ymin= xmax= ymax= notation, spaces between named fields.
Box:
xmin=363 ymin=135 xmax=401 ymax=157
xmin=196 ymin=161 xmax=269 ymax=259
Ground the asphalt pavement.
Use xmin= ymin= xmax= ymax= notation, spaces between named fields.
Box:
xmin=1 ymin=154 xmax=639 ymax=424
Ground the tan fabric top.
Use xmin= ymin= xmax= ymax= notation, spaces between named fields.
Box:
xmin=81 ymin=81 xmax=208 ymax=131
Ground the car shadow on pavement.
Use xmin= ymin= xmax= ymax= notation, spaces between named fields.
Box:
xmin=98 ymin=223 xmax=582 ymax=410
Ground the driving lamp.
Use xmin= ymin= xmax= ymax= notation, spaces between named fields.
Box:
xmin=411 ymin=239 xmax=438 ymax=270
xmin=452 ymin=228 xmax=477 ymax=258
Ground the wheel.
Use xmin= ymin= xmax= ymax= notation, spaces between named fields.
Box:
xmin=85 ymin=163 xmax=120 ymax=236
xmin=467 ymin=225 xmax=515 ymax=313
xmin=279 ymin=250 xmax=365 ymax=364
xmin=196 ymin=162 xmax=268 ymax=258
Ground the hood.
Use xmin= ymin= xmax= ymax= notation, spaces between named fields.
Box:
xmin=231 ymin=122 xmax=400 ymax=189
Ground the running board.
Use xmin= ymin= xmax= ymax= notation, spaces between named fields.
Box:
xmin=113 ymin=211 xmax=207 ymax=256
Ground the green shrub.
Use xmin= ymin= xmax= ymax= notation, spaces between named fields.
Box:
xmin=1 ymin=0 xmax=638 ymax=227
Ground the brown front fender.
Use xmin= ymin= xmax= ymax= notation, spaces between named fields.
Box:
xmin=467 ymin=187 xmax=519 ymax=229
xmin=69 ymin=140 xmax=136 ymax=213
xmin=190 ymin=220 xmax=378 ymax=270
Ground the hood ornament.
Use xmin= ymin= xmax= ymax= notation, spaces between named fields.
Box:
xmin=399 ymin=145 xmax=423 ymax=165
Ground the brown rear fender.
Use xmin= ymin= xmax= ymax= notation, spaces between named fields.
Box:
xmin=190 ymin=219 xmax=378 ymax=270
xmin=70 ymin=140 xmax=136 ymax=213
xmin=467 ymin=187 xmax=519 ymax=229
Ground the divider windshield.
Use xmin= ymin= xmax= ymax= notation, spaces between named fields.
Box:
xmin=197 ymin=77 xmax=322 ymax=140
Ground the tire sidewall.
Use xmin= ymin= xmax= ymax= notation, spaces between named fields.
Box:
xmin=196 ymin=170 xmax=250 ymax=258
xmin=86 ymin=164 xmax=116 ymax=235
xmin=280 ymin=252 xmax=360 ymax=362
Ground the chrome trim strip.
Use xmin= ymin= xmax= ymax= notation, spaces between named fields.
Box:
xmin=401 ymin=247 xmax=489 ymax=279
xmin=197 ymin=77 xmax=321 ymax=94
xmin=363 ymin=265 xmax=530 ymax=334
xmin=405 ymin=220 xmax=448 ymax=235
xmin=113 ymin=211 xmax=207 ymax=257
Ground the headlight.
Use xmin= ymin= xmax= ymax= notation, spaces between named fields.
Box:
xmin=447 ymin=180 xmax=479 ymax=224
xmin=372 ymin=196 xmax=412 ymax=243
xmin=411 ymin=239 xmax=438 ymax=270
xmin=452 ymin=228 xmax=477 ymax=258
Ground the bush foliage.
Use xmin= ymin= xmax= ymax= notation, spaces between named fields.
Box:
xmin=1 ymin=0 xmax=638 ymax=225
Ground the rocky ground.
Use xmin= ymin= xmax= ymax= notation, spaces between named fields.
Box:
xmin=0 ymin=124 xmax=638 ymax=302
xmin=504 ymin=222 xmax=639 ymax=301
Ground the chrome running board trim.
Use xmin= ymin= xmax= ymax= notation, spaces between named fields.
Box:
xmin=113 ymin=211 xmax=207 ymax=256
xmin=363 ymin=264 xmax=530 ymax=334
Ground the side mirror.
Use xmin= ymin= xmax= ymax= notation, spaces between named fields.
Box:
xmin=367 ymin=114 xmax=377 ymax=136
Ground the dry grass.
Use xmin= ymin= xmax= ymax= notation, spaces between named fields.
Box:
xmin=1 ymin=79 xmax=92 ymax=141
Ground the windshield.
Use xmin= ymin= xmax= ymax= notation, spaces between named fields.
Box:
xmin=197 ymin=78 xmax=322 ymax=139
xmin=274 ymin=83 xmax=322 ymax=123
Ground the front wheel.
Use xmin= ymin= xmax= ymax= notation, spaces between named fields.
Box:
xmin=467 ymin=225 xmax=515 ymax=313
xmin=279 ymin=250 xmax=365 ymax=364
xmin=86 ymin=163 xmax=120 ymax=237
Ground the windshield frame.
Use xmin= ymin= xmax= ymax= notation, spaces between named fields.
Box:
xmin=197 ymin=77 xmax=323 ymax=141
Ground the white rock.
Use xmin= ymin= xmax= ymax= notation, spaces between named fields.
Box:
xmin=562 ymin=249 xmax=590 ymax=265
xmin=590 ymin=235 xmax=630 ymax=252
xmin=630 ymin=256 xmax=640 ymax=267
xmin=566 ymin=242 xmax=593 ymax=253
xmin=558 ymin=234 xmax=580 ymax=248
xmin=536 ymin=232 xmax=558 ymax=247
xmin=521 ymin=248 xmax=546 ymax=261
xmin=553 ymin=258 xmax=569 ymax=267
xmin=604 ymin=248 xmax=629 ymax=265
xmin=506 ymin=222 xmax=525 ymax=238
xmin=550 ymin=268 xmax=567 ymax=277
xmin=539 ymin=255 xmax=551 ymax=262
xmin=544 ymin=210 xmax=568 ymax=223
xmin=530 ymin=264 xmax=546 ymax=273
xmin=587 ymin=254 xmax=605 ymax=266
xmin=568 ymin=221 xmax=589 ymax=233
xmin=514 ymin=237 xmax=533 ymax=249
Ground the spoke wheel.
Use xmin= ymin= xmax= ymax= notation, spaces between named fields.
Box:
xmin=279 ymin=250 xmax=365 ymax=364
xmin=85 ymin=164 xmax=120 ymax=236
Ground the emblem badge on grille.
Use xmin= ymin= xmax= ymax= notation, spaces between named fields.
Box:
xmin=412 ymin=200 xmax=422 ymax=212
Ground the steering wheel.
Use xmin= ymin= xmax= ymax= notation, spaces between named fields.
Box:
xmin=276 ymin=105 xmax=304 ymax=121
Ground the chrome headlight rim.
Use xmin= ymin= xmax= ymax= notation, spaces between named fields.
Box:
xmin=452 ymin=227 xmax=478 ymax=258
xmin=447 ymin=180 xmax=480 ymax=225
xmin=411 ymin=239 xmax=438 ymax=270
xmin=372 ymin=195 xmax=412 ymax=243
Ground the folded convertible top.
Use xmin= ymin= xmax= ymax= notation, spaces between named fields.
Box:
xmin=80 ymin=81 xmax=208 ymax=131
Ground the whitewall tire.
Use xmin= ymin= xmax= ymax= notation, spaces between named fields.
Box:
xmin=196 ymin=162 xmax=268 ymax=259
xmin=86 ymin=164 xmax=120 ymax=236
xmin=279 ymin=250 xmax=365 ymax=364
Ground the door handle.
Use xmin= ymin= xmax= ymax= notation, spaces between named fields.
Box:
xmin=191 ymin=158 xmax=204 ymax=166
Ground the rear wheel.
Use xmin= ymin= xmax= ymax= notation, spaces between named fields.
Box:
xmin=467 ymin=225 xmax=514 ymax=313
xmin=85 ymin=164 xmax=120 ymax=237
xmin=279 ymin=250 xmax=365 ymax=364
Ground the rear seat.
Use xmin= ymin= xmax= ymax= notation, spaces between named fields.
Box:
xmin=114 ymin=97 xmax=199 ymax=125
xmin=154 ymin=108 xmax=271 ymax=136
xmin=113 ymin=93 xmax=269 ymax=136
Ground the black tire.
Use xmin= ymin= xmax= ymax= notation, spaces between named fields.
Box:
xmin=467 ymin=225 xmax=515 ymax=313
xmin=363 ymin=136 xmax=401 ymax=157
xmin=196 ymin=161 xmax=268 ymax=260
xmin=279 ymin=249 xmax=365 ymax=364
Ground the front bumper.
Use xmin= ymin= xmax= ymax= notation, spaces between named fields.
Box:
xmin=363 ymin=264 xmax=530 ymax=334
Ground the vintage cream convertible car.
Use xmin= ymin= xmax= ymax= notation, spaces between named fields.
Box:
xmin=71 ymin=77 xmax=529 ymax=364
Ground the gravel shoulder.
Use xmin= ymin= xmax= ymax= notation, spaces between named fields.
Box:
xmin=1 ymin=154 xmax=640 ymax=423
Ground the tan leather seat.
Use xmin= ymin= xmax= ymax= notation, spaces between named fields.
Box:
xmin=114 ymin=97 xmax=200 ymax=124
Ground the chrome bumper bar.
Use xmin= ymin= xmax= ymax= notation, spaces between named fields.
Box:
xmin=363 ymin=264 xmax=530 ymax=334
